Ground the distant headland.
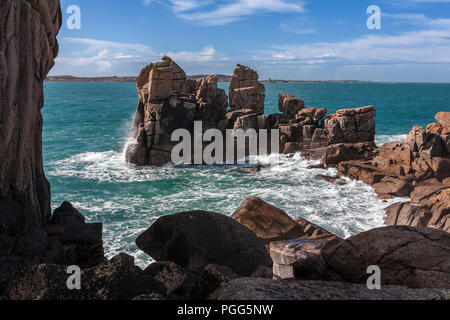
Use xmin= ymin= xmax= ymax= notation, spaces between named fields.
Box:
xmin=45 ymin=75 xmax=370 ymax=83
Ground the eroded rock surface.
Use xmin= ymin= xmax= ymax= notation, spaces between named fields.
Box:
xmin=327 ymin=113 xmax=450 ymax=232
xmin=319 ymin=226 xmax=450 ymax=288
xmin=0 ymin=0 xmax=61 ymax=238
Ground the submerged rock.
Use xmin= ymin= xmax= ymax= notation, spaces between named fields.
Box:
xmin=136 ymin=210 xmax=272 ymax=276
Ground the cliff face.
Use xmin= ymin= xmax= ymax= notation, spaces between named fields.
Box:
xmin=0 ymin=0 xmax=62 ymax=237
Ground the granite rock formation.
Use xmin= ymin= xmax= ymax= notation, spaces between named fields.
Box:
xmin=229 ymin=64 xmax=265 ymax=115
xmin=0 ymin=0 xmax=105 ymax=283
xmin=0 ymin=0 xmax=61 ymax=239
xmin=125 ymin=58 xmax=376 ymax=165
xmin=320 ymin=112 xmax=450 ymax=232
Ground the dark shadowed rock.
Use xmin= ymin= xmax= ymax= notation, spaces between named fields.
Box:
xmin=0 ymin=253 xmax=165 ymax=300
xmin=210 ymin=278 xmax=448 ymax=300
xmin=144 ymin=261 xmax=189 ymax=295
xmin=51 ymin=201 xmax=85 ymax=225
xmin=136 ymin=211 xmax=272 ymax=276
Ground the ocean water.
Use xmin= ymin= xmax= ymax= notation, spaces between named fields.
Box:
xmin=42 ymin=81 xmax=450 ymax=267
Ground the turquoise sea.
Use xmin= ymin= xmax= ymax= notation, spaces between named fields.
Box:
xmin=43 ymin=82 xmax=450 ymax=267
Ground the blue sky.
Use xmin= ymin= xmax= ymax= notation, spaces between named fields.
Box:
xmin=52 ymin=0 xmax=450 ymax=81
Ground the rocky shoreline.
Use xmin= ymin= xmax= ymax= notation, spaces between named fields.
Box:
xmin=0 ymin=0 xmax=449 ymax=301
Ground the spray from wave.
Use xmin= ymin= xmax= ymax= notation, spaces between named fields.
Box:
xmin=47 ymin=134 xmax=405 ymax=267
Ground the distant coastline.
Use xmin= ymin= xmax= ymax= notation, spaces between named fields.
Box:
xmin=45 ymin=75 xmax=371 ymax=83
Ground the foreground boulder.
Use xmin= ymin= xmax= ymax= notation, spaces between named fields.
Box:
xmin=319 ymin=226 xmax=450 ymax=289
xmin=231 ymin=196 xmax=336 ymax=243
xmin=211 ymin=278 xmax=448 ymax=300
xmin=0 ymin=253 xmax=165 ymax=300
xmin=136 ymin=211 xmax=272 ymax=276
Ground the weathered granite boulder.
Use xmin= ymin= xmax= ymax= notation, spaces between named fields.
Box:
xmin=321 ymin=142 xmax=377 ymax=167
xmin=231 ymin=196 xmax=336 ymax=244
xmin=385 ymin=184 xmax=450 ymax=232
xmin=0 ymin=253 xmax=165 ymax=300
xmin=136 ymin=211 xmax=272 ymax=276
xmin=278 ymin=94 xmax=304 ymax=119
xmin=436 ymin=112 xmax=450 ymax=128
xmin=324 ymin=106 xmax=376 ymax=145
xmin=319 ymin=226 xmax=450 ymax=289
xmin=229 ymin=64 xmax=265 ymax=115
xmin=0 ymin=0 xmax=61 ymax=239
xmin=210 ymin=278 xmax=448 ymax=300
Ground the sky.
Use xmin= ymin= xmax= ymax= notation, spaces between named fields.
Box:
xmin=52 ymin=0 xmax=450 ymax=82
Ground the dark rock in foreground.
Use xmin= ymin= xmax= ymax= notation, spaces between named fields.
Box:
xmin=0 ymin=253 xmax=165 ymax=300
xmin=136 ymin=211 xmax=272 ymax=276
xmin=211 ymin=278 xmax=449 ymax=300
xmin=319 ymin=226 xmax=450 ymax=289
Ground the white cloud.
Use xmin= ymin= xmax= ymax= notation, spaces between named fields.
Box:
xmin=51 ymin=38 xmax=229 ymax=76
xmin=164 ymin=46 xmax=229 ymax=62
xmin=257 ymin=14 xmax=450 ymax=67
xmin=145 ymin=0 xmax=305 ymax=25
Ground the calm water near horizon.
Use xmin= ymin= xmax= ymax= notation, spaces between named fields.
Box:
xmin=42 ymin=81 xmax=450 ymax=267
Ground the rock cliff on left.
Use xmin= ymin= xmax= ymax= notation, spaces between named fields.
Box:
xmin=1 ymin=1 xmax=105 ymax=281
xmin=0 ymin=0 xmax=61 ymax=239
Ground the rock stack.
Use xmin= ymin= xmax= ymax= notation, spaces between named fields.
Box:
xmin=229 ymin=64 xmax=266 ymax=115
xmin=125 ymin=58 xmax=376 ymax=165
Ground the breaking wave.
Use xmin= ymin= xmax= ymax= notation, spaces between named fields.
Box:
xmin=47 ymin=134 xmax=404 ymax=268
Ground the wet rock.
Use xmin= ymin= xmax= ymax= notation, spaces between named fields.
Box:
xmin=51 ymin=202 xmax=85 ymax=225
xmin=316 ymin=175 xmax=347 ymax=186
xmin=321 ymin=142 xmax=377 ymax=167
xmin=136 ymin=210 xmax=272 ymax=276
